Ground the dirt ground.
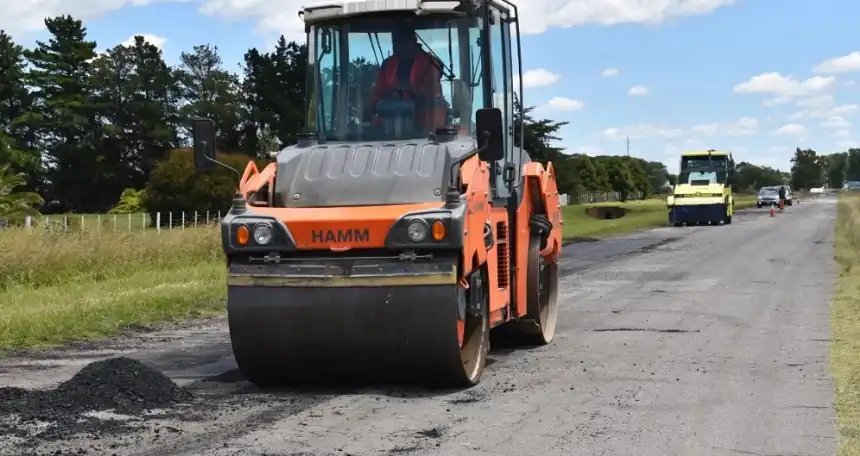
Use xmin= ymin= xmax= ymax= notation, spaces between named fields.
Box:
xmin=0 ymin=198 xmax=838 ymax=456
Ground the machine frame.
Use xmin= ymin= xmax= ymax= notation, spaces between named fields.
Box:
xmin=190 ymin=0 xmax=563 ymax=388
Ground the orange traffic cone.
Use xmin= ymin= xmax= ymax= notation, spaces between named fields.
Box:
xmin=770 ymin=206 xmax=775 ymax=217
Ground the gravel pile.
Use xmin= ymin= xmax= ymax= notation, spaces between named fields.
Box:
xmin=0 ymin=357 xmax=193 ymax=442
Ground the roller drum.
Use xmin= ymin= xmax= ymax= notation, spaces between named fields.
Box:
xmin=226 ymin=255 xmax=488 ymax=387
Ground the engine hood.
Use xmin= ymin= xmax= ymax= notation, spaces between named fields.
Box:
xmin=272 ymin=136 xmax=477 ymax=208
xmin=673 ymin=183 xmax=727 ymax=196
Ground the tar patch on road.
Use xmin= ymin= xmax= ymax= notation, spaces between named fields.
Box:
xmin=590 ymin=328 xmax=700 ymax=333
xmin=0 ymin=357 xmax=192 ymax=445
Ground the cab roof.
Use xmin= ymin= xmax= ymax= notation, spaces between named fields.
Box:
xmin=300 ymin=0 xmax=468 ymax=23
xmin=681 ymin=149 xmax=730 ymax=157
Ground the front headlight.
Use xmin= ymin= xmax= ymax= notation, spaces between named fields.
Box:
xmin=407 ymin=220 xmax=429 ymax=242
xmin=253 ymin=222 xmax=273 ymax=244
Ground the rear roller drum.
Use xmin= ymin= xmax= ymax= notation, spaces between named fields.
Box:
xmin=495 ymin=233 xmax=559 ymax=345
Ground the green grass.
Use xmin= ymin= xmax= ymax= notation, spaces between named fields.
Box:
xmin=832 ymin=192 xmax=860 ymax=456
xmin=561 ymin=194 xmax=757 ymax=241
xmin=0 ymin=227 xmax=225 ymax=350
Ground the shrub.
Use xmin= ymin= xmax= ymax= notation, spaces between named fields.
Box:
xmin=142 ymin=148 xmax=266 ymax=227
xmin=108 ymin=188 xmax=146 ymax=214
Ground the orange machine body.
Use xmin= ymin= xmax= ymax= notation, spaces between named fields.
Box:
xmin=232 ymin=152 xmax=562 ymax=330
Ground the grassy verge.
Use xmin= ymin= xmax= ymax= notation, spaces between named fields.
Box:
xmin=561 ymin=194 xmax=757 ymax=241
xmin=833 ymin=193 xmax=860 ymax=455
xmin=0 ymin=227 xmax=225 ymax=350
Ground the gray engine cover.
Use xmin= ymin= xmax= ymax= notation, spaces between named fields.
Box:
xmin=273 ymin=137 xmax=478 ymax=208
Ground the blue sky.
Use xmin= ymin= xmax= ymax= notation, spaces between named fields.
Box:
xmin=3 ymin=0 xmax=860 ymax=173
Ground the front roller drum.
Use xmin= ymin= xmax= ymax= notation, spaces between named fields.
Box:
xmin=226 ymin=266 xmax=490 ymax=388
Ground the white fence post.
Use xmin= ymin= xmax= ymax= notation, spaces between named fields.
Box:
xmin=182 ymin=212 xmax=185 ymax=229
xmin=156 ymin=212 xmax=161 ymax=233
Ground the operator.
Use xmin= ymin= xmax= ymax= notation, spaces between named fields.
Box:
xmin=369 ymin=25 xmax=447 ymax=133
xmin=778 ymin=185 xmax=786 ymax=210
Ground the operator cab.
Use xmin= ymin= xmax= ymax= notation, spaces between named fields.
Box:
xmin=297 ymin=0 xmax=526 ymax=204
xmin=678 ymin=150 xmax=734 ymax=186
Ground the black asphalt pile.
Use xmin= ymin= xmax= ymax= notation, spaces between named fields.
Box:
xmin=0 ymin=357 xmax=193 ymax=442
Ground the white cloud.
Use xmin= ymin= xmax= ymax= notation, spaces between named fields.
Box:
xmin=120 ymin=33 xmax=167 ymax=48
xmin=571 ymin=145 xmax=602 ymax=155
xmin=601 ymin=67 xmax=619 ymax=77
xmin=0 ymin=0 xmax=191 ymax=36
xmin=690 ymin=123 xmax=718 ymax=135
xmin=604 ymin=124 xmax=682 ymax=140
xmin=821 ymin=116 xmax=850 ymax=129
xmin=762 ymin=96 xmax=791 ymax=107
xmin=513 ymin=0 xmax=742 ymax=35
xmin=834 ymin=104 xmax=860 ymax=115
xmin=838 ymin=140 xmax=859 ymax=149
xmin=834 ymin=129 xmax=850 ymax=137
xmin=545 ymin=97 xmax=584 ymax=110
xmin=733 ymin=72 xmax=835 ymax=98
xmin=789 ymin=103 xmax=858 ymax=119
xmin=773 ymin=124 xmax=807 ymax=136
xmin=796 ymin=94 xmax=834 ymax=108
xmin=515 ymin=68 xmax=562 ymax=88
xmin=628 ymin=85 xmax=649 ymax=96
xmin=813 ymin=51 xmax=860 ymax=74
xmin=689 ymin=117 xmax=758 ymax=136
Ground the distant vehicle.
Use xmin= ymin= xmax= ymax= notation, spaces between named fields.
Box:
xmin=666 ymin=149 xmax=735 ymax=226
xmin=756 ymin=185 xmax=792 ymax=208
xmin=757 ymin=187 xmax=778 ymax=208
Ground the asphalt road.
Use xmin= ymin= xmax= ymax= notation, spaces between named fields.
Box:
xmin=0 ymin=197 xmax=839 ymax=456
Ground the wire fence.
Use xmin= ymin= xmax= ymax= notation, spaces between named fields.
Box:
xmin=13 ymin=211 xmax=224 ymax=234
xmin=2 ymin=191 xmax=646 ymax=234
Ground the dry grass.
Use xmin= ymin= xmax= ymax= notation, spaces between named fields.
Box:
xmin=832 ymin=192 xmax=860 ymax=455
xmin=561 ymin=194 xmax=757 ymax=241
xmin=0 ymin=227 xmax=225 ymax=350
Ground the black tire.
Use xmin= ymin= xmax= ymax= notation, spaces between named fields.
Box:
xmin=492 ymin=235 xmax=558 ymax=346
xmin=787 ymin=199 xmax=793 ymax=206
xmin=453 ymin=265 xmax=490 ymax=387
xmin=673 ymin=222 xmax=683 ymax=227
xmin=757 ymin=203 xmax=761 ymax=208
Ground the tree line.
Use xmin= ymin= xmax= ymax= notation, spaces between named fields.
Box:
xmin=785 ymin=147 xmax=860 ymax=190
xmin=1 ymin=14 xmax=789 ymax=217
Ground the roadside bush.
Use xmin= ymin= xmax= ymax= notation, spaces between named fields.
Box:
xmin=142 ymin=148 xmax=267 ymax=227
xmin=108 ymin=188 xmax=145 ymax=214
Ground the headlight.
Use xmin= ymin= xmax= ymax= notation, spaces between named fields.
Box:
xmin=407 ymin=220 xmax=428 ymax=242
xmin=253 ymin=223 xmax=273 ymax=244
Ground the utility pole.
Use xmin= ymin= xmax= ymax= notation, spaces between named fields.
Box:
xmin=626 ymin=136 xmax=630 ymax=156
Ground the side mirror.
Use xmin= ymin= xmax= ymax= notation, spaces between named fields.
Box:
xmin=193 ymin=118 xmax=216 ymax=171
xmin=475 ymin=108 xmax=504 ymax=162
